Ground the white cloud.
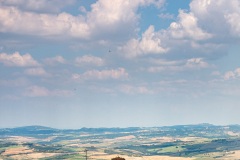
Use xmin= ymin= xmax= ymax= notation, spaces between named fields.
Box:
xmin=24 ymin=67 xmax=49 ymax=76
xmin=79 ymin=6 xmax=87 ymax=13
xmin=75 ymin=55 xmax=105 ymax=66
xmin=120 ymin=25 xmax=168 ymax=58
xmin=0 ymin=7 xmax=90 ymax=38
xmin=147 ymin=66 xmax=179 ymax=73
xmin=224 ymin=71 xmax=235 ymax=80
xmin=0 ymin=0 xmax=164 ymax=40
xmin=185 ymin=58 xmax=209 ymax=69
xmin=119 ymin=0 xmax=240 ymax=59
xmin=146 ymin=58 xmax=184 ymax=72
xmin=119 ymin=84 xmax=154 ymax=94
xmin=224 ymin=68 xmax=240 ymax=80
xmin=144 ymin=0 xmax=165 ymax=8
xmin=24 ymin=85 xmax=73 ymax=97
xmin=190 ymin=0 xmax=240 ymax=37
xmin=147 ymin=58 xmax=209 ymax=73
xmin=89 ymin=0 xmax=164 ymax=26
xmin=0 ymin=52 xmax=39 ymax=67
xmin=25 ymin=85 xmax=49 ymax=97
xmin=158 ymin=13 xmax=175 ymax=19
xmin=44 ymin=56 xmax=66 ymax=65
xmin=72 ymin=68 xmax=128 ymax=81
xmin=119 ymin=8 xmax=212 ymax=58
xmin=87 ymin=0 xmax=164 ymax=39
xmin=168 ymin=10 xmax=212 ymax=40
xmin=0 ymin=0 xmax=76 ymax=13
xmin=235 ymin=68 xmax=240 ymax=75
xmin=211 ymin=71 xmax=221 ymax=76
xmin=225 ymin=13 xmax=240 ymax=36
xmin=149 ymin=58 xmax=181 ymax=66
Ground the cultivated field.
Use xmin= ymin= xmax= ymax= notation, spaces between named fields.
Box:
xmin=1 ymin=124 xmax=240 ymax=159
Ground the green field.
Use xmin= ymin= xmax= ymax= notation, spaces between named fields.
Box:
xmin=1 ymin=124 xmax=240 ymax=159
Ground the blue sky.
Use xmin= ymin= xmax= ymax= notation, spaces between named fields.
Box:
xmin=0 ymin=0 xmax=240 ymax=129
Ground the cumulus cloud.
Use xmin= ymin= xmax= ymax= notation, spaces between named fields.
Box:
xmin=224 ymin=68 xmax=240 ymax=80
xmin=120 ymin=25 xmax=168 ymax=58
xmin=225 ymin=13 xmax=240 ymax=36
xmin=75 ymin=55 xmax=105 ymax=66
xmin=0 ymin=52 xmax=39 ymax=67
xmin=24 ymin=67 xmax=49 ymax=76
xmin=0 ymin=0 xmax=164 ymax=40
xmin=0 ymin=7 xmax=90 ymax=38
xmin=120 ymin=0 xmax=240 ymax=58
xmin=0 ymin=0 xmax=239 ymax=60
xmin=168 ymin=10 xmax=212 ymax=40
xmin=24 ymin=85 xmax=73 ymax=97
xmin=120 ymin=8 xmax=211 ymax=58
xmin=87 ymin=0 xmax=164 ymax=39
xmin=190 ymin=0 xmax=240 ymax=37
xmin=72 ymin=68 xmax=128 ymax=81
xmin=0 ymin=0 xmax=76 ymax=13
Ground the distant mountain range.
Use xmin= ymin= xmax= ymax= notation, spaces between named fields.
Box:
xmin=0 ymin=123 xmax=240 ymax=137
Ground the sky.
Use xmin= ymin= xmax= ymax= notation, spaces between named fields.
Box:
xmin=0 ymin=0 xmax=240 ymax=129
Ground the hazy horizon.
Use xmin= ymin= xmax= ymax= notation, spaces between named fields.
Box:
xmin=1 ymin=0 xmax=240 ymax=129
xmin=1 ymin=123 xmax=239 ymax=130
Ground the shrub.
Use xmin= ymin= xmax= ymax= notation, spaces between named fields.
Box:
xmin=111 ymin=156 xmax=126 ymax=160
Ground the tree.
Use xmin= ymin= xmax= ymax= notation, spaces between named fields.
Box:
xmin=111 ymin=156 xmax=125 ymax=160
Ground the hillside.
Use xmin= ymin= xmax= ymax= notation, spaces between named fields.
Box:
xmin=1 ymin=124 xmax=240 ymax=159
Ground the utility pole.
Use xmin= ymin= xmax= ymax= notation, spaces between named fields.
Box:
xmin=84 ymin=149 xmax=88 ymax=160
